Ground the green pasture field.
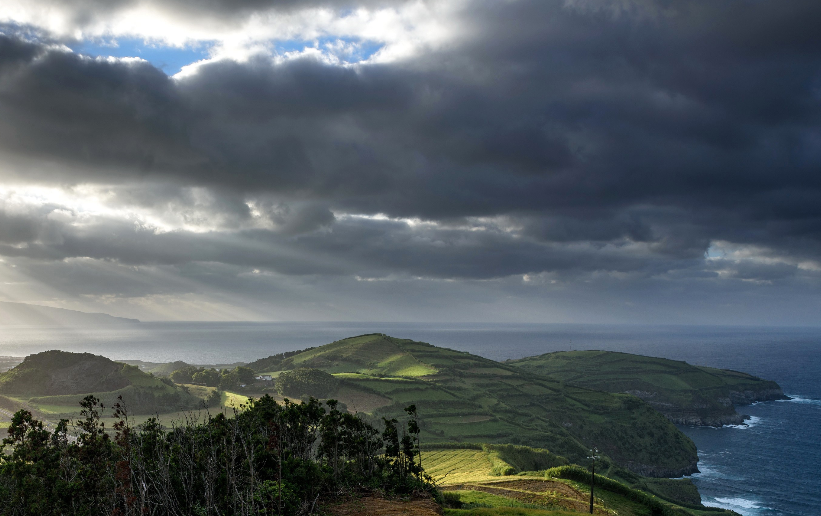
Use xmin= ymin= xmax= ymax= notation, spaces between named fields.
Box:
xmin=446 ymin=490 xmax=554 ymax=510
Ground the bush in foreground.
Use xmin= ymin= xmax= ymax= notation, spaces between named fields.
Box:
xmin=0 ymin=396 xmax=432 ymax=515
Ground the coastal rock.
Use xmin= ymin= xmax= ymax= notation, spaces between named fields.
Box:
xmin=728 ymin=388 xmax=789 ymax=405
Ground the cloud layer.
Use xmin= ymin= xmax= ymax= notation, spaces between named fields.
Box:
xmin=1 ymin=0 xmax=820 ymax=323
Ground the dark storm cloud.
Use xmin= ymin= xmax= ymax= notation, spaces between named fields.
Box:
xmin=0 ymin=202 xmax=712 ymax=280
xmin=1 ymin=0 xmax=821 ymax=285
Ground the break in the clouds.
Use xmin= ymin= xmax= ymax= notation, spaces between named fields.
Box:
xmin=0 ymin=0 xmax=820 ymax=324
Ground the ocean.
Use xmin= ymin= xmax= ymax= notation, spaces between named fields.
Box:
xmin=0 ymin=322 xmax=818 ymax=516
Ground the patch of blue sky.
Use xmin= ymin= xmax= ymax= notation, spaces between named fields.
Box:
xmin=69 ymin=38 xmax=213 ymax=75
xmin=705 ymin=244 xmax=725 ymax=260
xmin=274 ymin=36 xmax=383 ymax=63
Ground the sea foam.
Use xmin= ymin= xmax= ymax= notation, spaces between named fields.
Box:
xmin=778 ymin=395 xmax=821 ymax=406
xmin=725 ymin=415 xmax=761 ymax=429
xmin=703 ymin=496 xmax=768 ymax=516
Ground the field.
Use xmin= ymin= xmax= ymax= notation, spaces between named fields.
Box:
xmin=509 ymin=350 xmax=785 ymax=425
xmin=424 ymin=448 xmax=500 ymax=485
xmin=423 ymin=446 xmax=735 ymax=516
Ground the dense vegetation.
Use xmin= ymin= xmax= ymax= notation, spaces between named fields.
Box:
xmin=0 ymin=395 xmax=433 ymax=515
xmin=170 ymin=365 xmax=256 ymax=390
xmin=275 ymin=368 xmax=340 ymax=399
xmin=509 ymin=351 xmax=787 ymax=425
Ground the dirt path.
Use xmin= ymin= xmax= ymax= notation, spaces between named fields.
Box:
xmin=324 ymin=495 xmax=443 ymax=516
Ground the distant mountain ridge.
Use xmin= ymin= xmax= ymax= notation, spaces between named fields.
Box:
xmin=0 ymin=301 xmax=139 ymax=326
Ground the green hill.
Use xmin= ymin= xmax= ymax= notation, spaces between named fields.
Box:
xmin=0 ymin=350 xmax=209 ymax=414
xmin=508 ymin=350 xmax=787 ymax=426
xmin=251 ymin=334 xmax=698 ymax=477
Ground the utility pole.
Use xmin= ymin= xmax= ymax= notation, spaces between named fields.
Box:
xmin=587 ymin=447 xmax=599 ymax=514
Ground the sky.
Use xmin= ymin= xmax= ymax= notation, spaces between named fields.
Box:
xmin=0 ymin=0 xmax=820 ymax=324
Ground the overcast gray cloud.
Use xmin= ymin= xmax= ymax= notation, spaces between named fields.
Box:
xmin=0 ymin=0 xmax=820 ymax=323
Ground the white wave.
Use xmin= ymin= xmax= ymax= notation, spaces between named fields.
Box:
xmin=703 ymin=497 xmax=767 ymax=515
xmin=778 ymin=395 xmax=821 ymax=406
xmin=725 ymin=415 xmax=761 ymax=429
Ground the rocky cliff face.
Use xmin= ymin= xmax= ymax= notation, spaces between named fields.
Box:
xmin=628 ymin=385 xmax=789 ymax=427
xmin=728 ymin=387 xmax=789 ymax=405
xmin=624 ymin=457 xmax=700 ymax=478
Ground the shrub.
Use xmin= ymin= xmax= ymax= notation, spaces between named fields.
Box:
xmin=442 ymin=491 xmax=463 ymax=508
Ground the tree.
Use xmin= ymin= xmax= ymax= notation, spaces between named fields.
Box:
xmin=236 ymin=366 xmax=256 ymax=385
xmin=170 ymin=365 xmax=201 ymax=384
xmin=192 ymin=368 xmax=221 ymax=387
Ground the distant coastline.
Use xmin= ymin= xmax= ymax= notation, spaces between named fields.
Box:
xmin=0 ymin=301 xmax=140 ymax=326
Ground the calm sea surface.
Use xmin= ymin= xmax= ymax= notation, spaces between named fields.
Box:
xmin=0 ymin=322 xmax=818 ymax=516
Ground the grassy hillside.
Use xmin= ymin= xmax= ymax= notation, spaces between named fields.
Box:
xmin=424 ymin=445 xmax=736 ymax=516
xmin=0 ymin=350 xmax=211 ymax=415
xmin=509 ymin=351 xmax=787 ymax=426
xmin=252 ymin=334 xmax=699 ymax=477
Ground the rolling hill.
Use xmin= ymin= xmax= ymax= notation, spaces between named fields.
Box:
xmin=249 ymin=334 xmax=699 ymax=477
xmin=0 ymin=350 xmax=208 ymax=414
xmin=508 ymin=350 xmax=787 ymax=426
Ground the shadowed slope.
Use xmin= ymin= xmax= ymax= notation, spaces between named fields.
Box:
xmin=509 ymin=350 xmax=787 ymax=426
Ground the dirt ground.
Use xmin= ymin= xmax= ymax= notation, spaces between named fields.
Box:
xmin=324 ymin=494 xmax=443 ymax=516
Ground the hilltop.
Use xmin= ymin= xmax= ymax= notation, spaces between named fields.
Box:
xmin=249 ymin=334 xmax=699 ymax=477
xmin=0 ymin=302 xmax=139 ymax=326
xmin=508 ymin=350 xmax=787 ymax=426
xmin=0 ymin=350 xmax=209 ymax=414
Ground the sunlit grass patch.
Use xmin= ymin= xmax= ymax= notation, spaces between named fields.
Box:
xmin=423 ymin=448 xmax=500 ymax=485
xmin=221 ymin=391 xmax=251 ymax=410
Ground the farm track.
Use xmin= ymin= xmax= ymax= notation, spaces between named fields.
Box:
xmin=442 ymin=479 xmax=606 ymax=514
